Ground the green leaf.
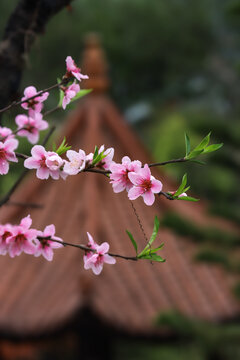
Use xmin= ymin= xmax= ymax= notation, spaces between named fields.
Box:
xmin=174 ymin=173 xmax=187 ymax=197
xmin=202 ymin=143 xmax=223 ymax=154
xmin=58 ymin=89 xmax=64 ymax=107
xmin=177 ymin=196 xmax=199 ymax=202
xmin=149 ymin=216 xmax=160 ymax=247
xmin=126 ymin=230 xmax=138 ymax=254
xmin=184 ymin=133 xmax=191 ymax=156
xmin=138 ymin=216 xmax=160 ymax=257
xmin=138 ymin=253 xmax=165 ymax=262
xmin=55 ymin=137 xmax=71 ymax=155
xmin=194 ymin=132 xmax=211 ymax=152
xmin=144 ymin=243 xmax=164 ymax=255
xmin=71 ymin=89 xmax=92 ymax=102
xmin=185 ymin=149 xmax=204 ymax=160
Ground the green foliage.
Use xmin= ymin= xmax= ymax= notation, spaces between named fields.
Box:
xmin=126 ymin=230 xmax=138 ymax=254
xmin=91 ymin=146 xmax=107 ymax=166
xmin=185 ymin=132 xmax=223 ymax=160
xmin=53 ymin=137 xmax=71 ymax=155
xmin=126 ymin=217 xmax=165 ymax=262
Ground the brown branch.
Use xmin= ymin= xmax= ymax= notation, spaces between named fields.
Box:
xmin=149 ymin=158 xmax=187 ymax=167
xmin=158 ymin=191 xmax=174 ymax=200
xmin=38 ymin=237 xmax=138 ymax=261
xmin=0 ymin=0 xmax=74 ymax=117
xmin=0 ymin=82 xmax=63 ymax=114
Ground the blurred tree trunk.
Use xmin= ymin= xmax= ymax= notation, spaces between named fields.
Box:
xmin=0 ymin=0 xmax=73 ymax=118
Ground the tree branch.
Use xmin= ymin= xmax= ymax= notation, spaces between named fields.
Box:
xmin=38 ymin=236 xmax=138 ymax=261
xmin=0 ymin=0 xmax=74 ymax=117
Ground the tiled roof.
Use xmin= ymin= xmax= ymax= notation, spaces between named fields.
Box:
xmin=0 ymin=94 xmax=239 ymax=338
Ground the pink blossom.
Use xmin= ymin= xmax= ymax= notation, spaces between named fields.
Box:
xmin=110 ymin=156 xmax=142 ymax=193
xmin=63 ymin=149 xmax=86 ymax=175
xmin=94 ymin=145 xmax=114 ymax=171
xmin=21 ymin=86 xmax=49 ymax=112
xmin=35 ymin=224 xmax=63 ymax=261
xmin=65 ymin=56 xmax=89 ymax=82
xmin=62 ymin=82 xmax=80 ymax=110
xmin=83 ymin=232 xmax=116 ymax=275
xmin=0 ymin=138 xmax=18 ymax=175
xmin=6 ymin=215 xmax=37 ymax=258
xmin=128 ymin=164 xmax=163 ymax=206
xmin=0 ymin=224 xmax=13 ymax=255
xmin=24 ymin=146 xmax=65 ymax=180
xmin=0 ymin=127 xmax=14 ymax=141
xmin=15 ymin=112 xmax=48 ymax=144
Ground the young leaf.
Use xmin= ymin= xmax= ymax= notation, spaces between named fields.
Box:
xmin=138 ymin=216 xmax=160 ymax=257
xmin=71 ymin=89 xmax=92 ymax=102
xmin=193 ymin=132 xmax=211 ymax=152
xmin=148 ymin=216 xmax=160 ymax=247
xmin=126 ymin=230 xmax=138 ymax=254
xmin=177 ymin=196 xmax=199 ymax=202
xmin=138 ymin=253 xmax=165 ymax=262
xmin=174 ymin=173 xmax=187 ymax=197
xmin=202 ymin=143 xmax=223 ymax=154
xmin=185 ymin=149 xmax=204 ymax=160
xmin=58 ymin=89 xmax=64 ymax=107
xmin=184 ymin=133 xmax=191 ymax=156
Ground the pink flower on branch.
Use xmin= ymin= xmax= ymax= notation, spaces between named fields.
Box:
xmin=83 ymin=232 xmax=116 ymax=275
xmin=63 ymin=149 xmax=86 ymax=175
xmin=0 ymin=138 xmax=18 ymax=175
xmin=128 ymin=164 xmax=163 ymax=206
xmin=110 ymin=156 xmax=142 ymax=193
xmin=35 ymin=224 xmax=63 ymax=261
xmin=15 ymin=112 xmax=48 ymax=144
xmin=65 ymin=56 xmax=89 ymax=82
xmin=0 ymin=127 xmax=14 ymax=141
xmin=21 ymin=86 xmax=49 ymax=113
xmin=0 ymin=224 xmax=13 ymax=255
xmin=24 ymin=145 xmax=66 ymax=180
xmin=6 ymin=215 xmax=37 ymax=258
xmin=62 ymin=82 xmax=80 ymax=110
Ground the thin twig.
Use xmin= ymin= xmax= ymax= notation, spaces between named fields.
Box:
xmin=38 ymin=237 xmax=138 ymax=261
xmin=43 ymin=106 xmax=60 ymax=117
xmin=158 ymin=191 xmax=174 ymax=200
xmin=0 ymin=81 xmax=64 ymax=114
xmin=149 ymin=158 xmax=187 ymax=167
xmin=6 ymin=201 xmax=44 ymax=208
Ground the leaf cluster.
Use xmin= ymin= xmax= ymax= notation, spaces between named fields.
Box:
xmin=184 ymin=132 xmax=223 ymax=161
xmin=126 ymin=216 xmax=165 ymax=262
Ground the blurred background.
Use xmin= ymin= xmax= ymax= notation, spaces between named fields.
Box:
xmin=0 ymin=0 xmax=240 ymax=359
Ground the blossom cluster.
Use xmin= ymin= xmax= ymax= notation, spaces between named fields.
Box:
xmin=83 ymin=232 xmax=116 ymax=275
xmin=0 ymin=56 xmax=88 ymax=176
xmin=24 ymin=144 xmax=114 ymax=180
xmin=61 ymin=56 xmax=88 ymax=109
xmin=23 ymin=144 xmax=164 ymax=206
xmin=0 ymin=215 xmax=62 ymax=261
xmin=0 ymin=217 xmax=115 ymax=275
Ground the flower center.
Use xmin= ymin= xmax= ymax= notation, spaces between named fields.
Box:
xmin=15 ymin=234 xmax=26 ymax=244
xmin=0 ymin=149 xmax=6 ymax=160
xmin=141 ymin=179 xmax=152 ymax=192
xmin=39 ymin=156 xmax=47 ymax=168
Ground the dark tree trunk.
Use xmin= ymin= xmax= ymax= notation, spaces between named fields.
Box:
xmin=0 ymin=0 xmax=73 ymax=116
